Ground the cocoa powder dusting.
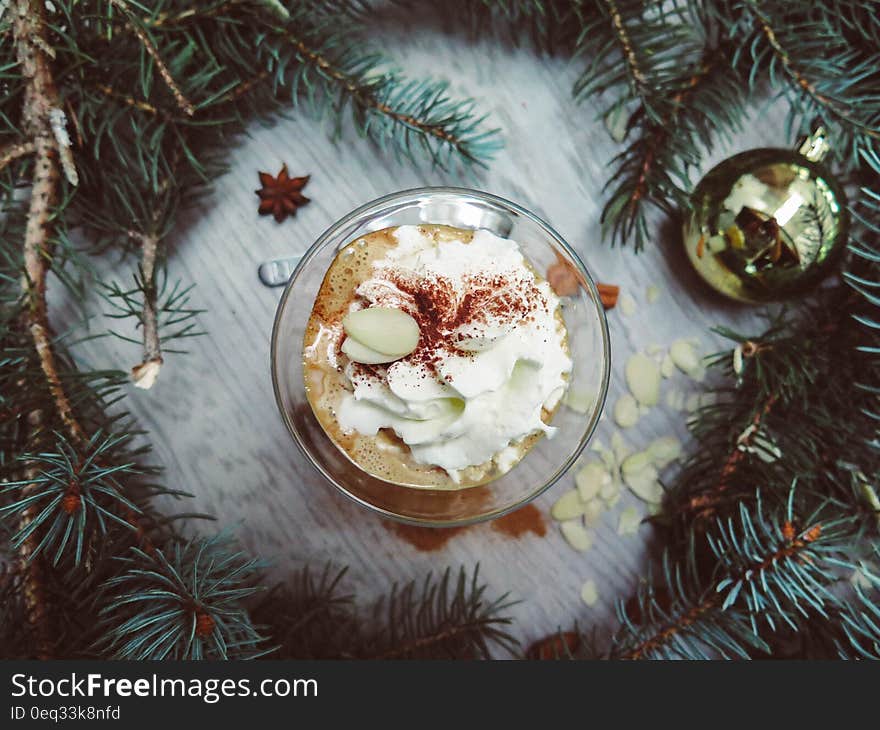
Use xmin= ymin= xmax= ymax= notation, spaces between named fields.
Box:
xmin=490 ymin=504 xmax=547 ymax=539
xmin=378 ymin=269 xmax=545 ymax=374
xmin=383 ymin=521 xmax=469 ymax=552
xmin=382 ymin=503 xmax=546 ymax=552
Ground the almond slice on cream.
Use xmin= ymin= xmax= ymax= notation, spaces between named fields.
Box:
xmin=341 ymin=336 xmax=401 ymax=365
xmin=342 ymin=306 xmax=420 ymax=357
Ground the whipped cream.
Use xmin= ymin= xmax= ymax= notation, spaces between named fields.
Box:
xmin=336 ymin=225 xmax=571 ymax=481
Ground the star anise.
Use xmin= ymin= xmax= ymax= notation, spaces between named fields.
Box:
xmin=255 ymin=164 xmax=310 ymax=222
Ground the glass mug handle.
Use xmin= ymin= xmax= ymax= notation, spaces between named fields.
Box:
xmin=258 ymin=256 xmax=301 ymax=287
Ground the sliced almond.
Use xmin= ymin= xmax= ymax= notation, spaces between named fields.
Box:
xmin=591 ymin=441 xmax=616 ymax=471
xmin=617 ymin=507 xmax=642 ymax=536
xmin=613 ymin=393 xmax=640 ymax=429
xmin=733 ymin=344 xmax=744 ymax=376
xmin=599 ymin=478 xmax=619 ymax=503
xmin=860 ymin=479 xmax=880 ymax=520
xmin=624 ymin=464 xmax=662 ymax=503
xmin=575 ymin=461 xmax=608 ymax=502
xmin=551 ymin=490 xmax=586 ymax=521
xmin=660 ymin=353 xmax=676 ymax=378
xmin=625 ymin=353 xmax=661 ymax=406
xmin=342 ymin=307 xmax=420 ymax=357
xmin=341 ymin=336 xmax=400 ymax=365
xmin=611 ymin=431 xmax=631 ymax=464
xmin=621 ymin=451 xmax=654 ymax=478
xmin=648 ymin=436 xmax=682 ymax=468
xmin=580 ymin=579 xmax=599 ymax=607
xmin=564 ymin=387 xmax=594 ymax=414
xmin=560 ymin=520 xmax=593 ymax=552
xmin=669 ymin=339 xmax=700 ymax=375
xmin=582 ymin=499 xmax=604 ymax=526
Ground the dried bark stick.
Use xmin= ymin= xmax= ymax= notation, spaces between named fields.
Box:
xmin=129 ymin=231 xmax=164 ymax=389
xmin=0 ymin=140 xmax=35 ymax=171
xmin=12 ymin=0 xmax=88 ymax=658
xmin=109 ymin=0 xmax=195 ymax=116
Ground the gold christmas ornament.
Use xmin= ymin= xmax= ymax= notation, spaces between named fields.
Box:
xmin=683 ymin=128 xmax=848 ymax=303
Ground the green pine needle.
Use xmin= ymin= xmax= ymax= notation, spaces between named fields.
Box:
xmin=96 ymin=533 xmax=269 ymax=660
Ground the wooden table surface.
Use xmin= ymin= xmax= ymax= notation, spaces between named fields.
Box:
xmin=64 ymin=18 xmax=787 ymax=652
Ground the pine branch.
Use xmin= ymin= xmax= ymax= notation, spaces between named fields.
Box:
xmin=836 ymin=542 xmax=880 ymax=658
xmin=439 ymin=0 xmax=592 ymax=53
xmin=365 ymin=566 xmax=519 ymax=659
xmin=718 ymin=0 xmax=880 ymax=168
xmin=0 ymin=432 xmax=166 ymax=568
xmin=106 ymin=0 xmax=195 ymax=116
xmin=683 ymin=391 xmax=778 ymax=522
xmin=661 ymin=285 xmax=875 ymax=538
xmin=15 ymin=459 xmax=54 ymax=659
xmin=599 ymin=51 xmax=744 ymax=249
xmin=575 ymin=1 xmax=748 ymax=248
xmin=264 ymin=9 xmax=501 ymax=169
xmin=0 ymin=140 xmax=34 ymax=172
xmin=250 ymin=564 xmax=359 ymax=659
xmin=603 ymin=0 xmax=649 ymax=94
xmin=253 ymin=565 xmax=519 ymax=659
xmin=746 ymin=2 xmax=880 ymax=143
xmin=613 ymin=490 xmax=854 ymax=660
xmin=95 ymin=533 xmax=268 ymax=660
xmin=575 ymin=0 xmax=694 ymax=121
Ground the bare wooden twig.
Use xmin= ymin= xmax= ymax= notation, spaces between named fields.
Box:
xmin=605 ymin=0 xmax=648 ymax=90
xmin=12 ymin=0 xmax=90 ymax=657
xmin=0 ymin=140 xmax=35 ymax=172
xmin=108 ymin=0 xmax=195 ymax=116
xmin=128 ymin=230 xmax=163 ymax=389
xmin=15 ymin=0 xmax=86 ymax=446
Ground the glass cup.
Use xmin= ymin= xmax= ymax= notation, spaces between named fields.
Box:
xmin=271 ymin=187 xmax=610 ymax=527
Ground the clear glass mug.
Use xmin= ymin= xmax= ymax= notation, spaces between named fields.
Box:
xmin=270 ymin=188 xmax=610 ymax=527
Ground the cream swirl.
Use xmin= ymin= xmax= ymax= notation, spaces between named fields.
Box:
xmin=336 ymin=225 xmax=571 ymax=481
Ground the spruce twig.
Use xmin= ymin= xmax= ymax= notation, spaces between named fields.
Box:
xmin=108 ymin=0 xmax=196 ymax=117
xmin=14 ymin=0 xmax=87 ymax=447
xmin=747 ymin=2 xmax=880 ymax=143
xmin=273 ymin=24 xmax=498 ymax=168
xmin=0 ymin=141 xmax=35 ymax=172
xmin=127 ymin=231 xmax=163 ymax=390
xmin=10 ymin=0 xmax=88 ymax=657
xmin=615 ymin=493 xmax=848 ymax=660
xmin=685 ymin=392 xmax=778 ymax=522
xmin=16 ymin=452 xmax=53 ymax=658
xmin=604 ymin=0 xmax=649 ymax=93
xmin=612 ymin=56 xmax=723 ymax=246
